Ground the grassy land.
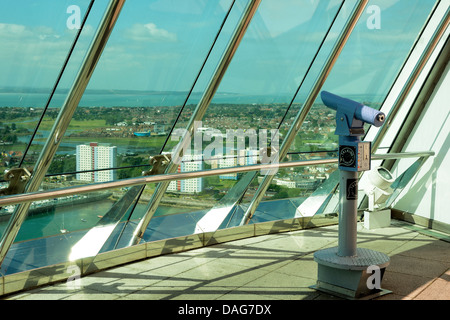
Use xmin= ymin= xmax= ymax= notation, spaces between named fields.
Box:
xmin=61 ymin=135 xmax=171 ymax=149
xmin=7 ymin=117 xmax=109 ymax=132
xmin=28 ymin=117 xmax=174 ymax=149
xmin=39 ymin=118 xmax=107 ymax=131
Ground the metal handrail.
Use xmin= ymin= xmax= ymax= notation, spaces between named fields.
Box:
xmin=0 ymin=151 xmax=434 ymax=208
xmin=371 ymin=151 xmax=435 ymax=160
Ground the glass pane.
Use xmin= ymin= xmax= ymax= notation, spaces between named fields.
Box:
xmin=227 ymin=0 xmax=438 ymax=224
xmin=286 ymin=0 xmax=437 ymax=155
xmin=0 ymin=0 xmax=93 ymax=175
xmin=139 ymin=0 xmax=344 ymax=238
xmin=46 ymin=0 xmax=235 ymax=179
xmin=265 ymin=0 xmax=438 ymax=223
xmin=2 ymin=1 xmax=238 ymax=268
xmin=0 ymin=0 xmax=96 ymax=244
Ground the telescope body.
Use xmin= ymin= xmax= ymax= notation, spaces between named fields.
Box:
xmin=321 ymin=91 xmax=385 ymax=136
xmin=320 ymin=91 xmax=386 ymax=172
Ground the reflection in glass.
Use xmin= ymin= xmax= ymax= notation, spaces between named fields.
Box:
xmin=47 ymin=0 xmax=235 ymax=178
xmin=158 ymin=0 xmax=344 ymax=233
xmin=194 ymin=169 xmax=255 ymax=233
xmin=288 ymin=0 xmax=437 ymax=154
xmin=294 ymin=168 xmax=339 ymax=217
xmin=0 ymin=0 xmax=92 ymax=176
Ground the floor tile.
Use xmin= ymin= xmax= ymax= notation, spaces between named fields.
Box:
xmin=3 ymin=221 xmax=449 ymax=301
xmin=273 ymin=254 xmax=318 ymax=280
xmin=388 ymin=254 xmax=448 ymax=278
xmin=381 ymin=270 xmax=434 ymax=298
xmin=121 ymin=285 xmax=196 ymax=300
xmin=61 ymin=287 xmax=123 ymax=300
xmin=241 ymin=271 xmax=316 ymax=298
xmin=413 ymin=268 xmax=450 ymax=300
xmin=391 ymin=238 xmax=450 ymax=263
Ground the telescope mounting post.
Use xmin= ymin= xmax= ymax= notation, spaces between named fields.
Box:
xmin=311 ymin=91 xmax=391 ymax=299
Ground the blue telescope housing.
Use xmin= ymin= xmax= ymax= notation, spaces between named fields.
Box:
xmin=321 ymin=91 xmax=385 ymax=136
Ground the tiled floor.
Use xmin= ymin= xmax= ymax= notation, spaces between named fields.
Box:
xmin=4 ymin=220 xmax=450 ymax=300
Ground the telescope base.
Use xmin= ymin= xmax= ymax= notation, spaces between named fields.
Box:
xmin=312 ymin=247 xmax=391 ymax=300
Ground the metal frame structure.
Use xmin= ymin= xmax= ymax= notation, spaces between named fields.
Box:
xmin=371 ymin=5 xmax=450 ymax=154
xmin=240 ymin=0 xmax=370 ymax=225
xmin=130 ymin=0 xmax=262 ymax=245
xmin=0 ymin=0 xmax=127 ymax=268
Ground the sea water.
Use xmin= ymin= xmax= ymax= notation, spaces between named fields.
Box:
xmin=0 ymin=200 xmax=187 ymax=243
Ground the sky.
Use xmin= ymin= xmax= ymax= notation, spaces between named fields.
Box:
xmin=0 ymin=0 xmax=438 ymax=102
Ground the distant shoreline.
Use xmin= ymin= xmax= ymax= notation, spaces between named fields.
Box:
xmin=0 ymin=90 xmax=384 ymax=108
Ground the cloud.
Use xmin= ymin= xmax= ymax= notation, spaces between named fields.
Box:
xmin=125 ymin=23 xmax=177 ymax=42
xmin=0 ymin=23 xmax=64 ymax=41
xmin=0 ymin=23 xmax=89 ymax=88
xmin=0 ymin=23 xmax=64 ymax=62
xmin=0 ymin=23 xmax=33 ymax=39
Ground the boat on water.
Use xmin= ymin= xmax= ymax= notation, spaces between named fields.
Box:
xmin=133 ymin=131 xmax=151 ymax=137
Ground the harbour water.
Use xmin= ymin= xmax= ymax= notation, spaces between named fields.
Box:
xmin=0 ymin=200 xmax=190 ymax=243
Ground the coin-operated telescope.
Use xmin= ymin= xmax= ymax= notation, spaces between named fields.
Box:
xmin=312 ymin=91 xmax=391 ymax=299
xmin=321 ymin=91 xmax=385 ymax=134
xmin=321 ymin=91 xmax=385 ymax=172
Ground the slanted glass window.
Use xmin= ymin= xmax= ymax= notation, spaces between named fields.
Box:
xmin=0 ymin=0 xmax=92 ymax=176
xmin=287 ymin=0 xmax=438 ymax=155
xmin=0 ymin=0 xmax=442 ymax=280
xmin=44 ymin=0 xmax=235 ymax=181
xmin=143 ymin=0 xmax=344 ymax=236
xmin=227 ymin=0 xmax=438 ymax=225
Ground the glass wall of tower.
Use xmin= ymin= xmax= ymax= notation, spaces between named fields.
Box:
xmin=0 ymin=0 xmax=442 ymax=278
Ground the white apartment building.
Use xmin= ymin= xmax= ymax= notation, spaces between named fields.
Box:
xmin=218 ymin=154 xmax=238 ymax=180
xmin=167 ymin=154 xmax=203 ymax=194
xmin=219 ymin=149 xmax=258 ymax=180
xmin=76 ymin=143 xmax=117 ymax=183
